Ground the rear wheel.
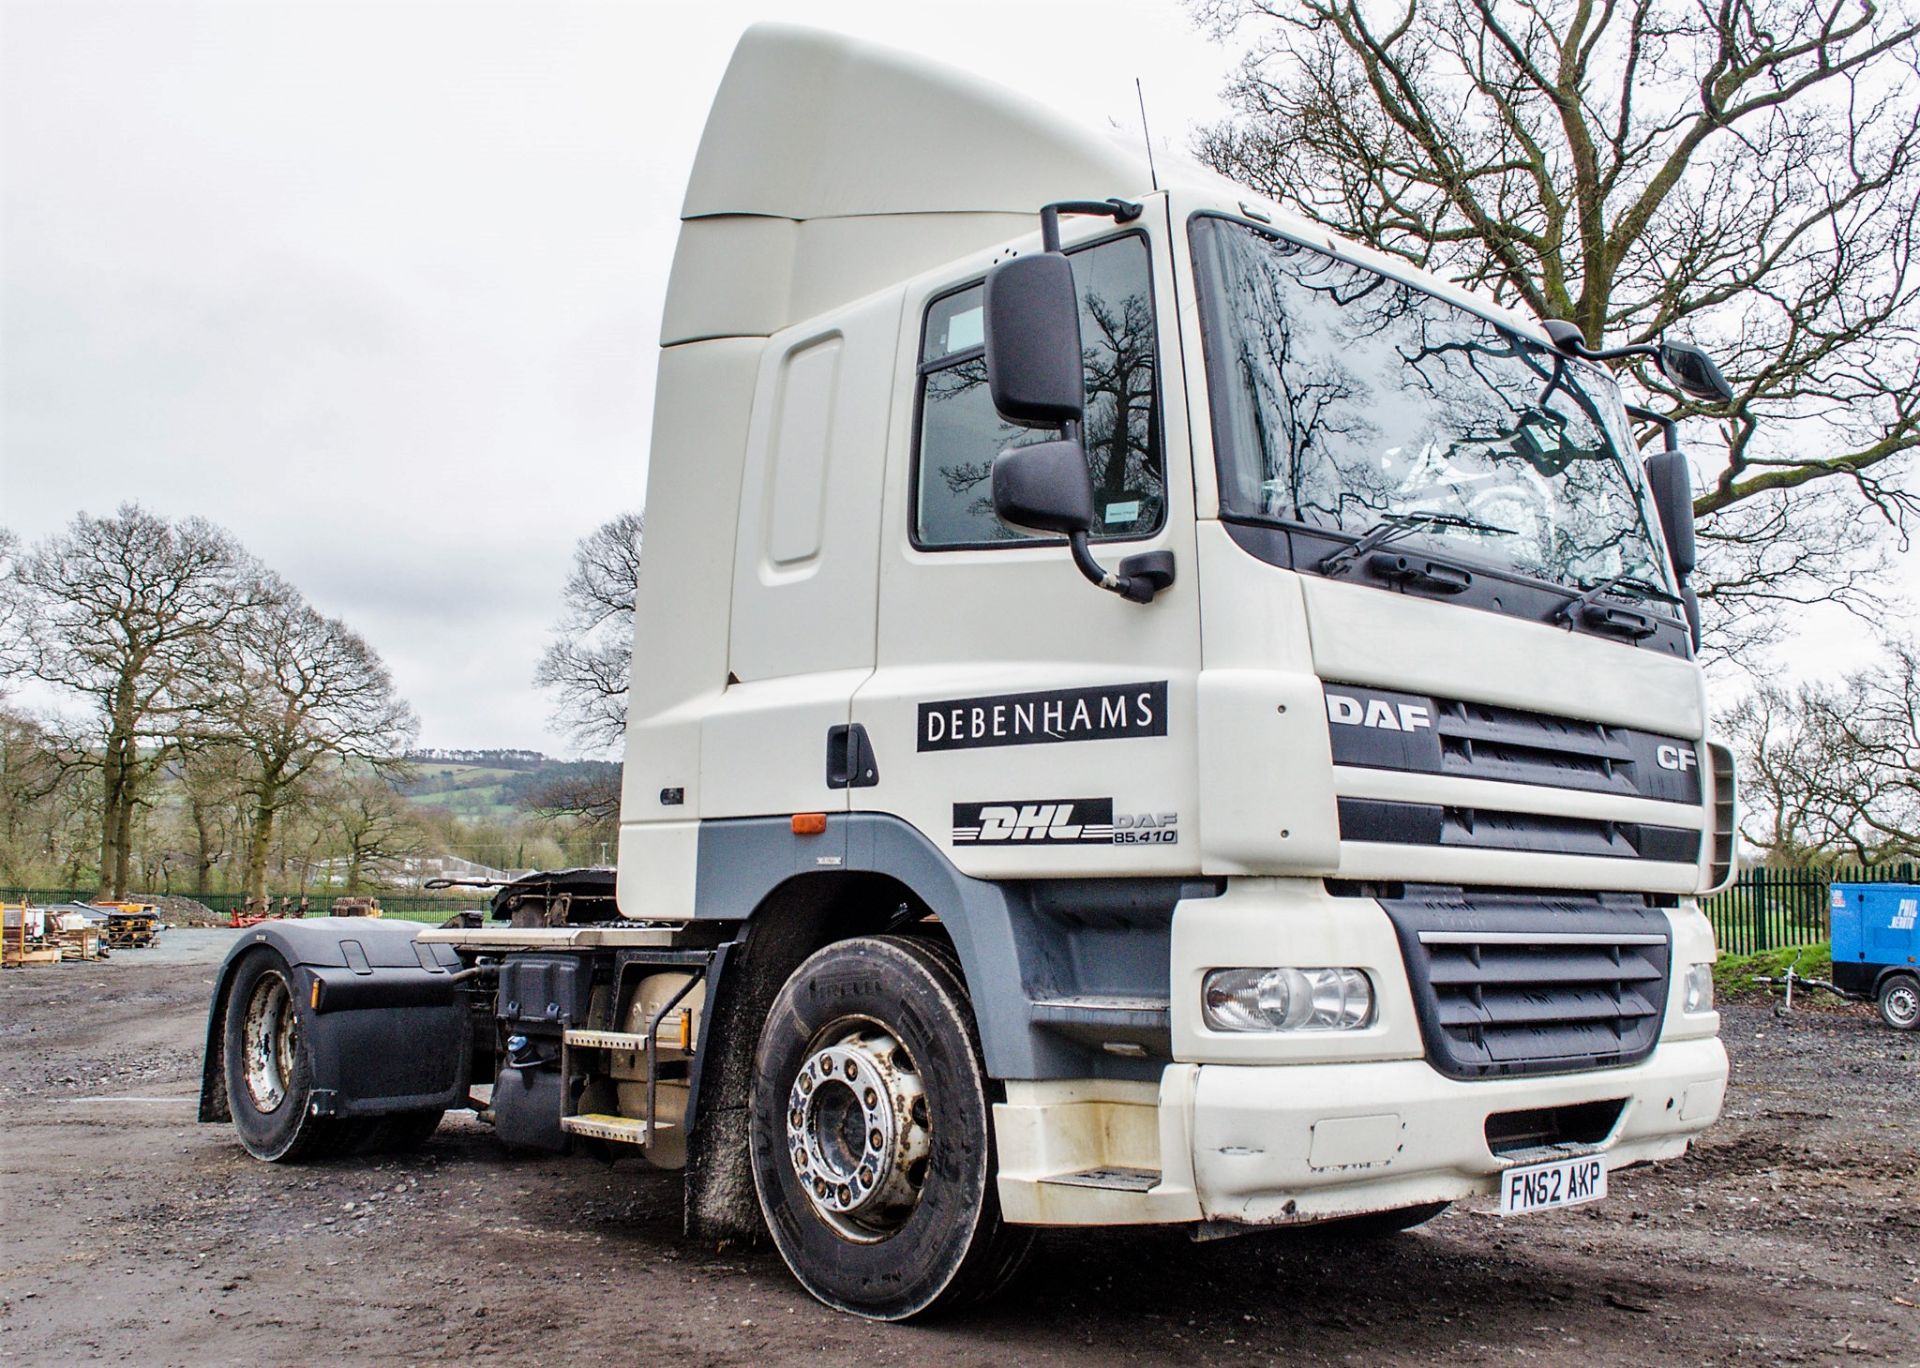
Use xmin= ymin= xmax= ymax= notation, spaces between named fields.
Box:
xmin=748 ymin=935 xmax=1032 ymax=1320
xmin=223 ymin=948 xmax=365 ymax=1160
xmin=1879 ymin=974 xmax=1920 ymax=1031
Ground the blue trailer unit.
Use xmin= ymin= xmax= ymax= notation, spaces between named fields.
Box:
xmin=1829 ymin=883 xmax=1920 ymax=1030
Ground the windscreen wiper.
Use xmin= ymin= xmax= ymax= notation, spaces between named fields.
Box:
xmin=1319 ymin=510 xmax=1516 ymax=577
xmin=1556 ymin=573 xmax=1684 ymax=637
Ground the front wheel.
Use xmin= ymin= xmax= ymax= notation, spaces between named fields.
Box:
xmin=748 ymin=935 xmax=1032 ymax=1320
xmin=1879 ymin=974 xmax=1920 ymax=1031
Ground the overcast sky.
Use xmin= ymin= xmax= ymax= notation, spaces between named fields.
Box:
xmin=2 ymin=0 xmax=1240 ymax=752
xmin=2 ymin=1 xmax=1906 ymax=754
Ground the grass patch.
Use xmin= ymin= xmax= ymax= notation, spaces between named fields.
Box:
xmin=1714 ymin=941 xmax=1833 ymax=1002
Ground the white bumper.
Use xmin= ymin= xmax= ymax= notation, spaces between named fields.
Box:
xmin=997 ymin=1037 xmax=1727 ymax=1226
xmin=1180 ymin=1035 xmax=1727 ymax=1224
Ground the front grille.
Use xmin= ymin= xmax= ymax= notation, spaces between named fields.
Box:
xmin=1379 ymin=888 xmax=1671 ymax=1078
xmin=1338 ymin=798 xmax=1701 ymax=863
xmin=1707 ymin=741 xmax=1737 ymax=889
xmin=1325 ymin=684 xmax=1703 ymax=805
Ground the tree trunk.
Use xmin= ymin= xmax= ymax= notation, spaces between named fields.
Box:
xmin=243 ymin=798 xmax=276 ymax=904
xmin=112 ymin=788 xmax=134 ymax=899
xmin=190 ymin=797 xmax=215 ymax=897
xmin=96 ymin=738 xmax=122 ymax=898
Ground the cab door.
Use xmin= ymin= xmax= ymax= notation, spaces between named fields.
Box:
xmin=851 ymin=207 xmax=1203 ymax=877
xmin=700 ymin=288 xmax=901 ymax=823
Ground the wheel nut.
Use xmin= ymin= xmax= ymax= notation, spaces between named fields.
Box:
xmin=845 ymin=1059 xmax=858 ymax=1080
xmin=869 ymin=1128 xmax=884 ymax=1151
xmin=837 ymin=1184 xmax=852 ymax=1205
xmin=863 ymin=1087 xmax=877 ymax=1107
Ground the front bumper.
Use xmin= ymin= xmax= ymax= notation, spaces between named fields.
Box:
xmin=1181 ymin=1034 xmax=1727 ymax=1224
xmin=996 ymin=1034 xmax=1727 ymax=1226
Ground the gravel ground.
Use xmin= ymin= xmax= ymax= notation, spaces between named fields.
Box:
xmin=1 ymin=929 xmax=1916 ymax=1366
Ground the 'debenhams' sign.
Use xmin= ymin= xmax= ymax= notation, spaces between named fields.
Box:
xmin=917 ymin=681 xmax=1168 ymax=752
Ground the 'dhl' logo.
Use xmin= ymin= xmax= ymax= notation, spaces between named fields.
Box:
xmin=952 ymin=798 xmax=1115 ymax=845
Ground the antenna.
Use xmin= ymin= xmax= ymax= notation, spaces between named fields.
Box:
xmin=1135 ymin=78 xmax=1159 ymax=192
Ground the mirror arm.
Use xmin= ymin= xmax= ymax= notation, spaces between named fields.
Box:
xmin=1067 ymin=533 xmax=1172 ymax=605
xmin=1039 ymin=198 xmax=1144 ymax=252
xmin=1554 ymin=335 xmax=1663 ymax=367
xmin=1624 ymin=403 xmax=1680 ymax=452
xmin=1047 ymin=416 xmax=1166 ymax=604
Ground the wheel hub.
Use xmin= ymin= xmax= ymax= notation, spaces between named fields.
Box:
xmin=242 ymin=972 xmax=299 ymax=1115
xmin=786 ymin=1024 xmax=930 ymax=1239
xmin=1888 ymin=983 xmax=1919 ymax=1027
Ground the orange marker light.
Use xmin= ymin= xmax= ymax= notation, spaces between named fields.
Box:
xmin=791 ymin=812 xmax=828 ymax=836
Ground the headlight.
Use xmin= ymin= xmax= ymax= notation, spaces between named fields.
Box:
xmin=1683 ymin=963 xmax=1715 ymax=1014
xmin=1202 ymin=967 xmax=1374 ymax=1033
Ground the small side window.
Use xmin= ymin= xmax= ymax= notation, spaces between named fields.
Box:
xmin=913 ymin=233 xmax=1163 ymax=548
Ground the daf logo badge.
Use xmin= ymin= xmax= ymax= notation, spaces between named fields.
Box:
xmin=1325 ymin=692 xmax=1432 ymax=732
xmin=1656 ymin=744 xmax=1698 ymax=772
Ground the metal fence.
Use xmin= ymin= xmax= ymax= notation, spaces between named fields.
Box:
xmin=1705 ymin=863 xmax=1919 ymax=956
xmin=17 ymin=866 xmax=1919 ymax=948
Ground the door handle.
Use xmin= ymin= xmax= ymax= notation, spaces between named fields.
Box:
xmin=826 ymin=724 xmax=880 ymax=789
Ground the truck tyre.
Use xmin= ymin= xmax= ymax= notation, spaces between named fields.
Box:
xmin=222 ymin=948 xmax=365 ymax=1161
xmin=748 ymin=934 xmax=1032 ymax=1320
xmin=1878 ymin=974 xmax=1920 ymax=1031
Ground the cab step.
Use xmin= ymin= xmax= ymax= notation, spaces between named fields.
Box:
xmin=1040 ymin=1166 xmax=1161 ymax=1192
xmin=559 ymin=1112 xmax=669 ymax=1145
xmin=562 ymin=1029 xmax=650 ymax=1050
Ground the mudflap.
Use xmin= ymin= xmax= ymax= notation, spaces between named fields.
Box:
xmin=200 ymin=917 xmax=470 ymax=1124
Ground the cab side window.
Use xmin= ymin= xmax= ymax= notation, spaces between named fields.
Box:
xmin=914 ymin=234 xmax=1163 ymax=547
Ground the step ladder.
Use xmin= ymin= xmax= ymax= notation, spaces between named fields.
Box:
xmin=556 ymin=949 xmax=712 ymax=1149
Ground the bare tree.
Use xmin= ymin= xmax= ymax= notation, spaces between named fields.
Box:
xmin=1193 ymin=0 xmax=1920 ymax=652
xmin=171 ymin=743 xmax=253 ymax=896
xmin=211 ymin=580 xmax=418 ymax=902
xmin=0 ymin=506 xmax=266 ymax=896
xmin=323 ymin=770 xmax=431 ymax=893
xmin=0 ymin=706 xmax=87 ymax=885
xmin=516 ymin=761 xmax=622 ymax=864
xmin=1721 ymin=639 xmax=1920 ymax=863
xmin=535 ymin=512 xmax=642 ymax=754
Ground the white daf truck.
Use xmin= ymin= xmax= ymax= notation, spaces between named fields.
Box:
xmin=199 ymin=24 xmax=1736 ymax=1320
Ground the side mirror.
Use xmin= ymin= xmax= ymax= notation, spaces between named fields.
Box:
xmin=1657 ymin=340 xmax=1734 ymax=405
xmin=992 ymin=439 xmax=1094 ymax=536
xmin=983 ymin=253 xmax=1084 ymax=428
xmin=1642 ymin=448 xmax=1697 ymax=578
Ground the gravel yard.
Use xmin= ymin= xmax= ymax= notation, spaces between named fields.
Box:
xmin=2 ymin=929 xmax=1915 ymax=1365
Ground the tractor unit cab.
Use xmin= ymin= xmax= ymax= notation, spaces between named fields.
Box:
xmin=201 ymin=24 xmax=1736 ymax=1322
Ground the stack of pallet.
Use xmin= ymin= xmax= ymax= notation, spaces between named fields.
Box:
xmin=2 ymin=903 xmax=61 ymax=967
xmin=52 ymin=910 xmax=106 ymax=961
xmin=97 ymin=903 xmax=160 ymax=949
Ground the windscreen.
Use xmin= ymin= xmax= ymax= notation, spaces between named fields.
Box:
xmin=1189 ymin=215 xmax=1672 ymax=593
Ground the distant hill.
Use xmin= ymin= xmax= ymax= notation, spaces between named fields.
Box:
xmin=398 ymin=753 xmax=618 ymax=820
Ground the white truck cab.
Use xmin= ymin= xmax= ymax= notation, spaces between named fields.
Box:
xmin=201 ymin=23 xmax=1733 ymax=1322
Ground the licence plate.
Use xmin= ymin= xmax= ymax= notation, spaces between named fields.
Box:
xmin=1498 ymin=1154 xmax=1607 ymax=1215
